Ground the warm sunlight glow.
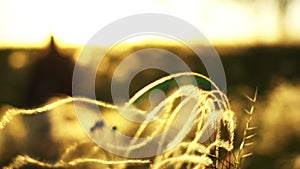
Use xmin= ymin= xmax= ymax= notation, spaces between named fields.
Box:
xmin=200 ymin=2 xmax=257 ymax=45
xmin=0 ymin=0 xmax=49 ymax=48
xmin=0 ymin=0 xmax=300 ymax=47
xmin=286 ymin=0 xmax=300 ymax=42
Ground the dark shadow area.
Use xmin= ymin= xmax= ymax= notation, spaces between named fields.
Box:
xmin=26 ymin=36 xmax=74 ymax=107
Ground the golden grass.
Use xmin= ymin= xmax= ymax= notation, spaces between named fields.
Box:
xmin=0 ymin=72 xmax=256 ymax=169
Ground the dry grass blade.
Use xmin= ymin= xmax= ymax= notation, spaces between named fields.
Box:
xmin=0 ymin=72 xmax=253 ymax=169
xmin=3 ymin=155 xmax=150 ymax=169
xmin=234 ymin=89 xmax=257 ymax=168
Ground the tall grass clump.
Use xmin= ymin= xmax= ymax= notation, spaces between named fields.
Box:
xmin=0 ymin=72 xmax=256 ymax=169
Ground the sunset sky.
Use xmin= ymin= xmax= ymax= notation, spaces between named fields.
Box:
xmin=0 ymin=0 xmax=300 ymax=48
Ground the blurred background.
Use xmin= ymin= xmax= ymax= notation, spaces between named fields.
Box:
xmin=0 ymin=0 xmax=300 ymax=168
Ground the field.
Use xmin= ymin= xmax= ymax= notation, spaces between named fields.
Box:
xmin=0 ymin=44 xmax=300 ymax=169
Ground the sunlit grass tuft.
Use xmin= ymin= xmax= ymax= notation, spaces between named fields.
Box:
xmin=0 ymin=72 xmax=256 ymax=169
